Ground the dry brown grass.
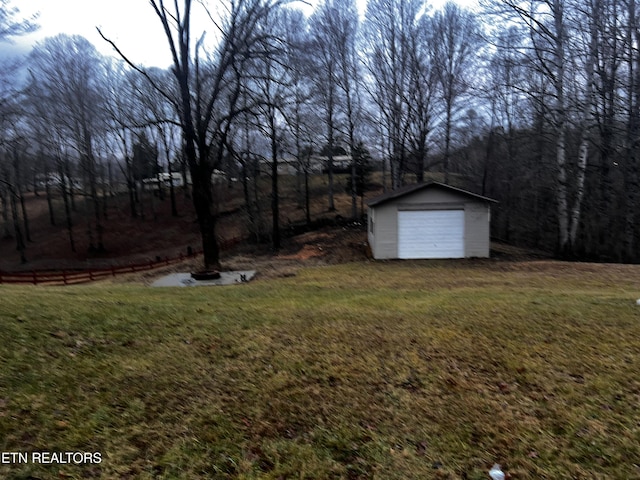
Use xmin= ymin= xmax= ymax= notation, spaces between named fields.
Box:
xmin=1 ymin=259 xmax=640 ymax=479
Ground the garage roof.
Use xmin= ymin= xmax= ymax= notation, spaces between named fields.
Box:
xmin=366 ymin=181 xmax=497 ymax=207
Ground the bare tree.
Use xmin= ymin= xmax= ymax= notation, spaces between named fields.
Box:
xmin=309 ymin=0 xmax=344 ymax=210
xmin=312 ymin=0 xmax=362 ymax=218
xmin=103 ymin=60 xmax=141 ymax=218
xmin=100 ymin=0 xmax=284 ymax=269
xmin=0 ymin=61 xmax=24 ymax=242
xmin=0 ymin=0 xmax=38 ymax=249
xmin=280 ymin=11 xmax=317 ymax=225
xmin=362 ymin=0 xmax=428 ymax=189
xmin=623 ymin=0 xmax=640 ymax=259
xmin=486 ymin=0 xmax=588 ymax=255
xmin=405 ymin=12 xmax=438 ymax=183
xmin=428 ymin=2 xmax=482 ymax=183
xmin=233 ymin=90 xmax=269 ymax=243
xmin=27 ymin=34 xmax=108 ymax=252
xmin=240 ymin=5 xmax=294 ymax=251
xmin=143 ymin=68 xmax=182 ymax=217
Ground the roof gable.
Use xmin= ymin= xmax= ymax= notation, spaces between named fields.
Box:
xmin=366 ymin=181 xmax=497 ymax=207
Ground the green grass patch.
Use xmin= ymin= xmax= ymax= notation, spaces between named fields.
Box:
xmin=1 ymin=260 xmax=640 ymax=478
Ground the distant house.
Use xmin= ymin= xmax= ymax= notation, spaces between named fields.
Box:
xmin=260 ymin=157 xmax=310 ymax=176
xmin=367 ymin=181 xmax=497 ymax=259
xmin=142 ymin=172 xmax=185 ymax=189
xmin=35 ymin=173 xmax=82 ymax=191
xmin=257 ymin=155 xmax=354 ymax=176
xmin=316 ymin=155 xmax=352 ymax=174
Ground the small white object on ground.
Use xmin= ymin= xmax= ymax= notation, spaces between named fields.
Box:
xmin=489 ymin=463 xmax=505 ymax=480
xmin=636 ymin=298 xmax=640 ymax=305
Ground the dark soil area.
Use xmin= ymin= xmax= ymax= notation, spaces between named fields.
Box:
xmin=0 ymin=177 xmax=555 ymax=282
xmin=0 ymin=190 xmax=202 ymax=271
xmin=0 ymin=180 xmax=372 ymax=273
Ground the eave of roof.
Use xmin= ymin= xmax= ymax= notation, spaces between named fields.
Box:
xmin=366 ymin=181 xmax=498 ymax=207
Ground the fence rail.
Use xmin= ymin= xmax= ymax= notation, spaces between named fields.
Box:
xmin=0 ymin=237 xmax=241 ymax=286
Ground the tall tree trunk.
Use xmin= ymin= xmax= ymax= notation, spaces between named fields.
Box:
xmin=148 ymin=178 xmax=157 ymax=222
xmin=44 ymin=163 xmax=55 ymax=226
xmin=129 ymin=181 xmax=137 ymax=218
xmin=344 ymin=77 xmax=358 ymax=219
xmin=326 ymin=97 xmax=336 ymax=211
xmin=108 ymin=161 xmax=114 ymax=198
xmin=65 ymin=161 xmax=76 ymax=212
xmin=137 ymin=180 xmax=145 ymax=220
xmin=84 ymin=191 xmax=95 ymax=252
xmin=270 ymin=112 xmax=280 ymax=252
xmin=570 ymin=131 xmax=588 ymax=247
xmin=32 ymin=169 xmax=39 ymax=197
xmin=380 ymin=121 xmax=388 ymax=193
xmin=19 ymin=190 xmax=31 ymax=243
xmin=241 ymin=162 xmax=257 ymax=242
xmin=12 ymin=150 xmax=31 ymax=243
xmin=305 ymin=167 xmax=311 ymax=225
xmin=443 ymin=97 xmax=452 ymax=184
xmin=3 ymin=166 xmax=27 ymax=263
xmin=551 ymin=0 xmax=571 ymax=255
xmin=168 ymin=159 xmax=178 ymax=217
xmin=181 ymin=160 xmax=190 ymax=199
xmin=88 ymin=156 xmax=105 ymax=252
xmin=0 ymin=188 xmax=11 ymax=239
xmin=191 ymin=166 xmax=220 ymax=270
xmin=569 ymin=10 xmax=597 ymax=250
xmin=102 ymin=178 xmax=108 ymax=221
xmin=57 ymin=158 xmax=75 ymax=252
xmin=271 ymin=150 xmax=280 ymax=251
xmin=253 ymin=162 xmax=264 ymax=240
xmin=556 ymin=122 xmax=570 ymax=253
xmin=10 ymin=189 xmax=26 ymax=263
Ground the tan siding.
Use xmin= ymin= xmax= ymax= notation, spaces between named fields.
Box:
xmin=397 ymin=188 xmax=468 ymax=204
xmin=369 ymin=186 xmax=492 ymax=259
xmin=372 ymin=202 xmax=398 ymax=259
xmin=464 ymin=203 xmax=491 ymax=257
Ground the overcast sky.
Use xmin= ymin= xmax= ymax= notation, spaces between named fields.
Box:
xmin=15 ymin=0 xmax=174 ymax=67
xmin=9 ymin=0 xmax=478 ymax=68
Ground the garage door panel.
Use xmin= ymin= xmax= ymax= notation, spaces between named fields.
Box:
xmin=398 ymin=210 xmax=464 ymax=259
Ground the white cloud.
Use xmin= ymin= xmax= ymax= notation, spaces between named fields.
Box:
xmin=13 ymin=0 xmax=479 ymax=67
xmin=18 ymin=0 xmax=173 ymax=67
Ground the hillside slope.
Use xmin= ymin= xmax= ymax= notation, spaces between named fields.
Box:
xmin=0 ymin=177 xmax=371 ymax=271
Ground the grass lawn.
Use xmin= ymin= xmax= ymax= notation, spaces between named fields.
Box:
xmin=1 ymin=260 xmax=640 ymax=479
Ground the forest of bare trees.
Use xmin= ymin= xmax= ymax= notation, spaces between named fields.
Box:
xmin=1 ymin=0 xmax=640 ymax=265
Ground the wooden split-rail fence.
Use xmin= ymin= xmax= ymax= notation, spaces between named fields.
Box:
xmin=0 ymin=237 xmax=241 ymax=286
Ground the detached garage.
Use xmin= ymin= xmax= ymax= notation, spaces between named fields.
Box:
xmin=367 ymin=182 xmax=497 ymax=260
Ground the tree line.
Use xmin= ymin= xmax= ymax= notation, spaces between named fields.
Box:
xmin=0 ymin=0 xmax=639 ymax=266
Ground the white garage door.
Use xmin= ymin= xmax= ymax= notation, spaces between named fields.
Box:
xmin=398 ymin=210 xmax=465 ymax=259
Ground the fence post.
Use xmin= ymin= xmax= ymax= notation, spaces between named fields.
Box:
xmin=89 ymin=270 xmax=94 ymax=281
xmin=63 ymin=270 xmax=67 ymax=285
xmin=32 ymin=271 xmax=37 ymax=285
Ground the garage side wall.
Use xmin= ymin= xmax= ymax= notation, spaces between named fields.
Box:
xmin=464 ymin=202 xmax=491 ymax=258
xmin=369 ymin=202 xmax=398 ymax=259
